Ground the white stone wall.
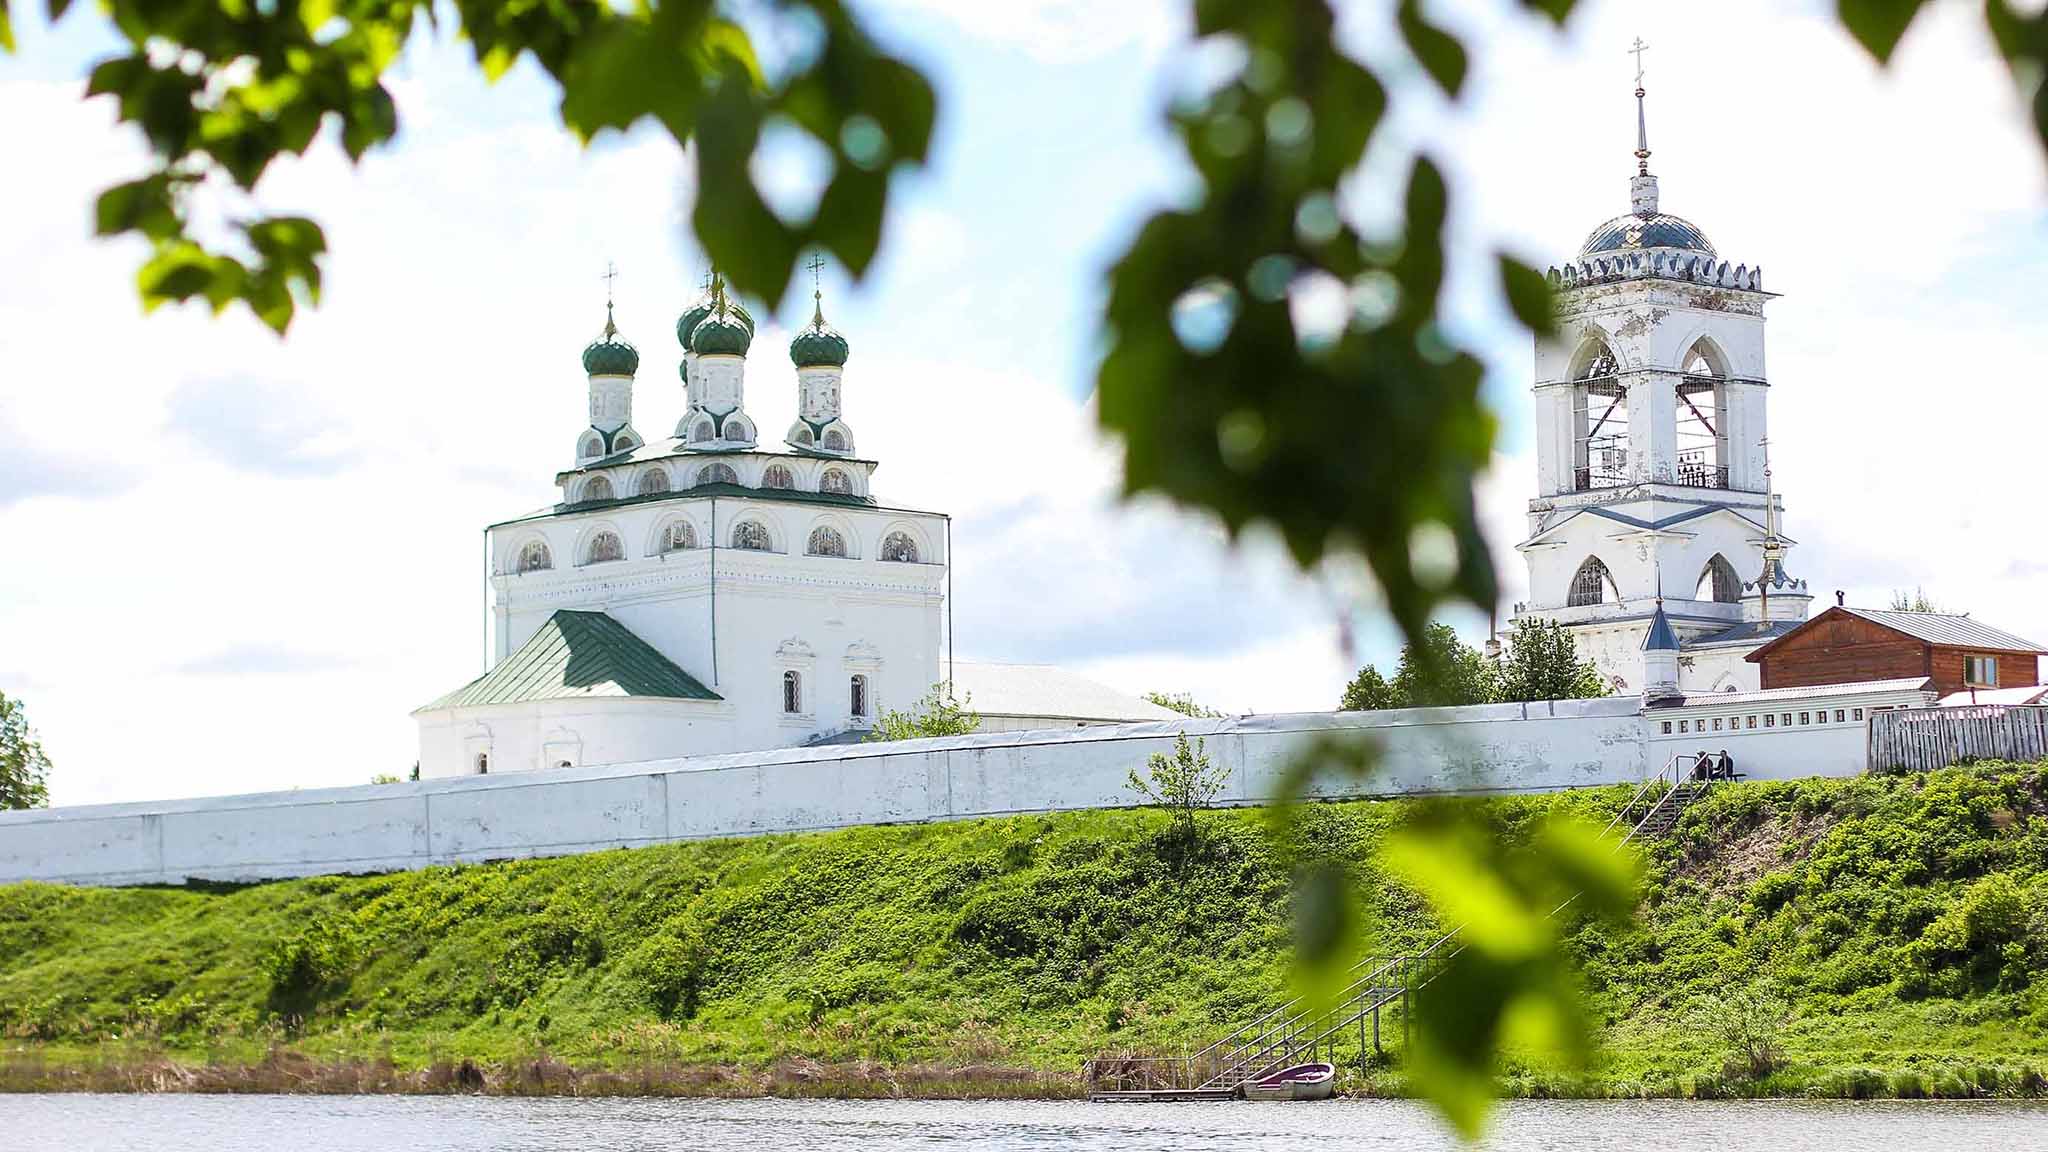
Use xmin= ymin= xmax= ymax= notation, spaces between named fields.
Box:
xmin=3 ymin=693 xmax=1895 ymax=889
xmin=416 ymin=697 xmax=735 ymax=778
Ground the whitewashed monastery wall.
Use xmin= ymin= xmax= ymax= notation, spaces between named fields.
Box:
xmin=0 ymin=698 xmax=1876 ymax=888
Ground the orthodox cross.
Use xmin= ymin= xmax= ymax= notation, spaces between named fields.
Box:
xmin=600 ymin=260 xmax=619 ymax=336
xmin=805 ymin=251 xmax=828 ymax=323
xmin=1629 ymin=37 xmax=1649 ymax=88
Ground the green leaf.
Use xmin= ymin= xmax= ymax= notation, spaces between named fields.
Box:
xmin=0 ymin=1 xmax=14 ymax=54
xmin=1516 ymin=0 xmax=1577 ymax=24
xmin=1837 ymin=0 xmax=1927 ymax=62
xmin=1497 ymin=253 xmax=1556 ymax=337
xmin=93 ymin=176 xmax=177 ymax=240
xmin=1398 ymin=0 xmax=1466 ymax=97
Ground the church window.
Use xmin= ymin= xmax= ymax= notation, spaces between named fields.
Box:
xmin=820 ymin=468 xmax=852 ymax=495
xmin=1853 ymin=708 xmax=1864 ymax=721
xmin=476 ymin=753 xmax=489 ymax=775
xmin=516 ymin=540 xmax=552 ymax=573
xmin=793 ymin=426 xmax=815 ymax=446
xmin=1566 ymin=557 xmax=1616 ymax=607
xmin=1678 ymin=720 xmax=1689 ymax=733
xmin=614 ymin=433 xmax=638 ymax=452
xmin=1781 ymin=713 xmax=1792 ymax=727
xmin=1661 ymin=721 xmax=1672 ymax=734
xmin=807 ymin=526 xmax=848 ymax=558
xmin=1697 ymin=555 xmax=1741 ymax=604
xmin=1799 ymin=711 xmax=1810 ymax=725
xmin=1747 ymin=716 xmax=1757 ymax=729
xmin=1764 ymin=714 xmax=1774 ymax=727
xmin=659 ymin=520 xmax=696 ymax=552
xmin=763 ymin=464 xmax=794 ymax=490
xmin=823 ymin=429 xmax=846 ymax=451
xmin=581 ymin=475 xmax=614 ymax=503
xmin=697 ymin=463 xmax=739 ymax=487
xmin=723 ymin=417 xmax=752 ymax=442
xmin=691 ymin=420 xmax=715 ymax=443
xmin=556 ymin=760 xmax=572 ymax=769
xmin=880 ymin=532 xmax=920 ymax=563
xmin=732 ymin=520 xmax=772 ymax=551
xmin=585 ymin=531 xmax=625 ymax=564
xmin=638 ymin=468 xmax=670 ymax=496
xmin=1834 ymin=709 xmax=1845 ymax=723
xmin=1712 ymin=718 xmax=1722 ymax=731
xmin=783 ymin=670 xmax=802 ymax=714
xmin=850 ymin=674 xmax=869 ymax=718
xmin=579 ymin=433 xmax=602 ymax=459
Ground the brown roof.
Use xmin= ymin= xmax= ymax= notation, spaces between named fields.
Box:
xmin=1746 ymin=606 xmax=2048 ymax=663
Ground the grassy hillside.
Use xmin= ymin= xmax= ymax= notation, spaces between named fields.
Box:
xmin=3 ymin=762 xmax=2047 ymax=1097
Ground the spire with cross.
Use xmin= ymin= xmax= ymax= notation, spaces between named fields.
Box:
xmin=600 ymin=260 xmax=619 ymax=338
xmin=805 ymin=251 xmax=828 ymax=327
xmin=1630 ymin=37 xmax=1652 ymax=177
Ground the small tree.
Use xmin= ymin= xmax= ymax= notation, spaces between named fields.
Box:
xmin=1889 ymin=587 xmax=1943 ymax=612
xmin=0 ymin=692 xmax=52 ymax=810
xmin=1126 ymin=734 xmax=1229 ymax=847
xmin=1340 ymin=665 xmax=1399 ymax=711
xmin=370 ymin=773 xmax=402 ymax=785
xmin=1494 ymin=617 xmax=1606 ymax=702
xmin=866 ymin=682 xmax=981 ymax=742
xmin=1693 ymin=983 xmax=1790 ymax=1080
xmin=1144 ymin=691 xmax=1225 ymax=718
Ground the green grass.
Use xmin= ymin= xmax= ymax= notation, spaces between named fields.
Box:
xmin=4 ymin=761 xmax=2048 ymax=1097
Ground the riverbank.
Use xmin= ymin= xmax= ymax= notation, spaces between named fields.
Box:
xmin=5 ymin=762 xmax=2046 ymax=1098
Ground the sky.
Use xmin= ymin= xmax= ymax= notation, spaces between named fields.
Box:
xmin=1 ymin=1 xmax=2043 ymax=806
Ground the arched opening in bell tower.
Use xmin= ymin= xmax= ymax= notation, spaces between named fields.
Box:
xmin=1695 ymin=554 xmax=1741 ymax=604
xmin=1570 ymin=339 xmax=1628 ymax=491
xmin=1675 ymin=338 xmax=1730 ymax=489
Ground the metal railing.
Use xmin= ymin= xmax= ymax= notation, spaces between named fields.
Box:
xmin=1573 ymin=463 xmax=1729 ymax=492
xmin=1085 ymin=752 xmax=1715 ymax=1099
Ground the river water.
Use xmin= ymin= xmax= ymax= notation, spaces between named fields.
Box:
xmin=11 ymin=1095 xmax=2048 ymax=1150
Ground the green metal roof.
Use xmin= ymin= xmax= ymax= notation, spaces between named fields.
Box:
xmin=418 ymin=610 xmax=720 ymax=712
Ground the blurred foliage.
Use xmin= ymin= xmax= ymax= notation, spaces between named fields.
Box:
xmin=0 ymin=0 xmax=931 ymax=332
xmin=0 ymin=692 xmax=52 ymax=810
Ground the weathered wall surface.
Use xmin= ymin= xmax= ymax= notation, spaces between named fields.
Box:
xmin=0 ymin=692 xmax=1886 ymax=888
xmin=1 ymin=701 xmax=1648 ymax=887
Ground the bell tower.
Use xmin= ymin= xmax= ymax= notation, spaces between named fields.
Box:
xmin=1514 ymin=46 xmax=1808 ymax=695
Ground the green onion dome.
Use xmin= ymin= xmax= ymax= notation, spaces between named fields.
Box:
xmin=691 ymin=307 xmax=752 ymax=357
xmin=789 ymin=294 xmax=849 ymax=368
xmin=581 ymin=307 xmax=639 ymax=376
xmin=677 ymin=293 xmax=754 ymax=349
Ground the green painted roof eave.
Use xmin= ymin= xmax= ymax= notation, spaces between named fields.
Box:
xmin=417 ymin=610 xmax=721 ymax=713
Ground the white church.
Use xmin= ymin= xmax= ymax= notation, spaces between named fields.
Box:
xmin=1512 ymin=71 xmax=1811 ymax=697
xmin=413 ymin=279 xmax=1177 ymax=778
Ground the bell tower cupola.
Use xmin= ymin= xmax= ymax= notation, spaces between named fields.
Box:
xmin=574 ymin=267 xmax=642 ymax=464
xmin=786 ymin=254 xmax=854 ymax=456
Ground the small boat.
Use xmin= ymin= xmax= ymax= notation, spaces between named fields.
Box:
xmin=1240 ymin=1062 xmax=1336 ymax=1101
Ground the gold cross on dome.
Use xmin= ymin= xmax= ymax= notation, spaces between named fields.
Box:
xmin=805 ymin=251 xmax=827 ymax=291
xmin=1630 ymin=37 xmax=1649 ymax=88
xmin=601 ymin=260 xmax=619 ymax=304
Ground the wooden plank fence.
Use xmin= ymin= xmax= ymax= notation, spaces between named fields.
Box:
xmin=1868 ymin=706 xmax=2048 ymax=773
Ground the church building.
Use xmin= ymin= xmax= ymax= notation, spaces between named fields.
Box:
xmin=413 ymin=278 xmax=951 ymax=778
xmin=1514 ymin=64 xmax=1810 ymax=696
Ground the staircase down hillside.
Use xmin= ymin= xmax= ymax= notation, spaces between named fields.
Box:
xmin=1083 ymin=754 xmax=1716 ymax=1101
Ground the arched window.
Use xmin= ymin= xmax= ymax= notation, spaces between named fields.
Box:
xmin=819 ymin=468 xmax=852 ymax=495
xmin=697 ymin=463 xmax=738 ymax=487
xmin=1573 ymin=339 xmax=1619 ymax=380
xmin=793 ymin=426 xmax=815 ymax=446
xmin=724 ymin=417 xmax=752 ymax=441
xmin=850 ymin=674 xmax=868 ymax=718
xmin=1676 ymin=338 xmax=1729 ymax=489
xmin=732 ymin=520 xmax=772 ymax=551
xmin=690 ymin=419 xmax=715 ymax=443
xmin=783 ymin=670 xmax=802 ymax=714
xmin=823 ymin=429 xmax=846 ymax=451
xmin=880 ymin=532 xmax=920 ymax=563
xmin=581 ymin=475 xmax=614 ymax=503
xmin=578 ymin=433 xmax=602 ymax=459
xmin=516 ymin=540 xmax=552 ymax=573
xmin=659 ymin=520 xmax=696 ymax=552
xmin=613 ymin=433 xmax=638 ymax=452
xmin=1697 ymin=554 xmax=1741 ymax=604
xmin=1567 ymin=556 xmax=1617 ymax=607
xmin=807 ymin=526 xmax=848 ymax=557
xmin=585 ymin=531 xmax=624 ymax=564
xmin=762 ymin=464 xmax=794 ymax=490
xmin=637 ymin=468 xmax=670 ymax=497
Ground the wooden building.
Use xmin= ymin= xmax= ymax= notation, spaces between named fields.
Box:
xmin=1747 ymin=607 xmax=2045 ymax=699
